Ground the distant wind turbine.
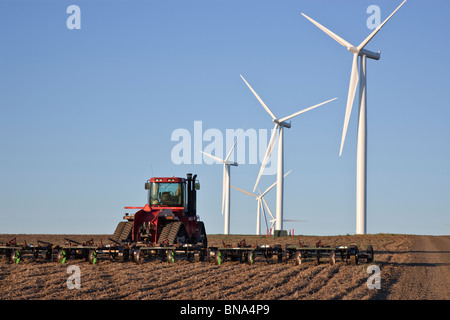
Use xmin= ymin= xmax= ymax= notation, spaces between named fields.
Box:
xmin=260 ymin=197 xmax=306 ymax=234
xmin=301 ymin=0 xmax=407 ymax=234
xmin=240 ymin=74 xmax=336 ymax=232
xmin=232 ymin=170 xmax=292 ymax=235
xmin=201 ymin=138 xmax=239 ymax=235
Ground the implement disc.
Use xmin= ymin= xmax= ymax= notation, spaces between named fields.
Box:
xmin=167 ymin=250 xmax=175 ymax=263
xmin=10 ymin=250 xmax=21 ymax=264
xmin=215 ymin=250 xmax=222 ymax=265
xmin=294 ymin=251 xmax=302 ymax=266
xmin=89 ymin=250 xmax=98 ymax=265
xmin=57 ymin=250 xmax=67 ymax=264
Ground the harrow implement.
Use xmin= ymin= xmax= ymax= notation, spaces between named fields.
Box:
xmin=207 ymin=239 xmax=374 ymax=266
xmin=1 ymin=237 xmax=374 ymax=266
xmin=0 ymin=237 xmax=122 ymax=265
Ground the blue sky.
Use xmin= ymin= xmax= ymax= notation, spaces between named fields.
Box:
xmin=0 ymin=0 xmax=449 ymax=236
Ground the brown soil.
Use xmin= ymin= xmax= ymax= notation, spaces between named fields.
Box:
xmin=0 ymin=234 xmax=448 ymax=300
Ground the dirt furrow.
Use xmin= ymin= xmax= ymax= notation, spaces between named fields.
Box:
xmin=1 ymin=234 xmax=447 ymax=300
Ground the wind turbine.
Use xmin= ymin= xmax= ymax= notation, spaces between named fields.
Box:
xmin=201 ymin=138 xmax=239 ymax=234
xmin=301 ymin=0 xmax=407 ymax=234
xmin=240 ymin=74 xmax=337 ymax=232
xmin=232 ymin=170 xmax=292 ymax=235
xmin=259 ymin=196 xmax=306 ymax=235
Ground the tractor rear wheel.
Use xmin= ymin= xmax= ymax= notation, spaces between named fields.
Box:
xmin=112 ymin=221 xmax=133 ymax=243
xmin=158 ymin=222 xmax=190 ymax=246
xmin=194 ymin=222 xmax=208 ymax=248
xmin=158 ymin=223 xmax=172 ymax=245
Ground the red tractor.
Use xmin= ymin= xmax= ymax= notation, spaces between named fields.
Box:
xmin=112 ymin=173 xmax=207 ymax=248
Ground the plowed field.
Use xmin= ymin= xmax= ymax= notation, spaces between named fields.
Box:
xmin=1 ymin=234 xmax=449 ymax=300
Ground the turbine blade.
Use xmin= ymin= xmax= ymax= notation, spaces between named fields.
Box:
xmin=260 ymin=200 xmax=269 ymax=232
xmin=260 ymin=181 xmax=277 ymax=198
xmin=261 ymin=197 xmax=275 ymax=220
xmin=301 ymin=12 xmax=354 ymax=48
xmin=225 ymin=136 xmax=239 ymax=163
xmin=283 ymin=219 xmax=307 ymax=222
xmin=278 ymin=98 xmax=337 ymax=123
xmin=339 ymin=53 xmax=359 ymax=156
xmin=240 ymin=75 xmax=277 ymax=121
xmin=201 ymin=151 xmax=224 ymax=164
xmin=260 ymin=170 xmax=292 ymax=198
xmin=357 ymin=0 xmax=407 ymax=50
xmin=253 ymin=123 xmax=278 ymax=192
xmin=231 ymin=185 xmax=257 ymax=197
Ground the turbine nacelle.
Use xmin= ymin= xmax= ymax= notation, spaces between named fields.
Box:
xmin=347 ymin=46 xmax=380 ymax=60
xmin=347 ymin=46 xmax=381 ymax=60
xmin=273 ymin=119 xmax=291 ymax=128
xmin=347 ymin=46 xmax=359 ymax=54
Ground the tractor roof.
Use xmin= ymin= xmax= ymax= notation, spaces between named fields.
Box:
xmin=149 ymin=177 xmax=185 ymax=183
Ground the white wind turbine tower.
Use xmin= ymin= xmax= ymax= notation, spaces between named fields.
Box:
xmin=201 ymin=138 xmax=239 ymax=235
xmin=231 ymin=170 xmax=292 ymax=235
xmin=240 ymin=74 xmax=337 ymax=233
xmin=301 ymin=0 xmax=407 ymax=234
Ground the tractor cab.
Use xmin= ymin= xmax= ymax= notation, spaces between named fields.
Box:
xmin=144 ymin=175 xmax=200 ymax=216
xmin=147 ymin=178 xmax=185 ymax=207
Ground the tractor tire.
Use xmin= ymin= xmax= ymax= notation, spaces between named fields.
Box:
xmin=193 ymin=222 xmax=208 ymax=248
xmin=168 ymin=222 xmax=181 ymax=244
xmin=158 ymin=222 xmax=189 ymax=246
xmin=112 ymin=221 xmax=133 ymax=243
xmin=158 ymin=223 xmax=172 ymax=245
xmin=120 ymin=222 xmax=133 ymax=242
xmin=112 ymin=222 xmax=126 ymax=243
xmin=169 ymin=222 xmax=190 ymax=245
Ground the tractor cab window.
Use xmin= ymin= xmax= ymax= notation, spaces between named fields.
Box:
xmin=150 ymin=183 xmax=184 ymax=207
